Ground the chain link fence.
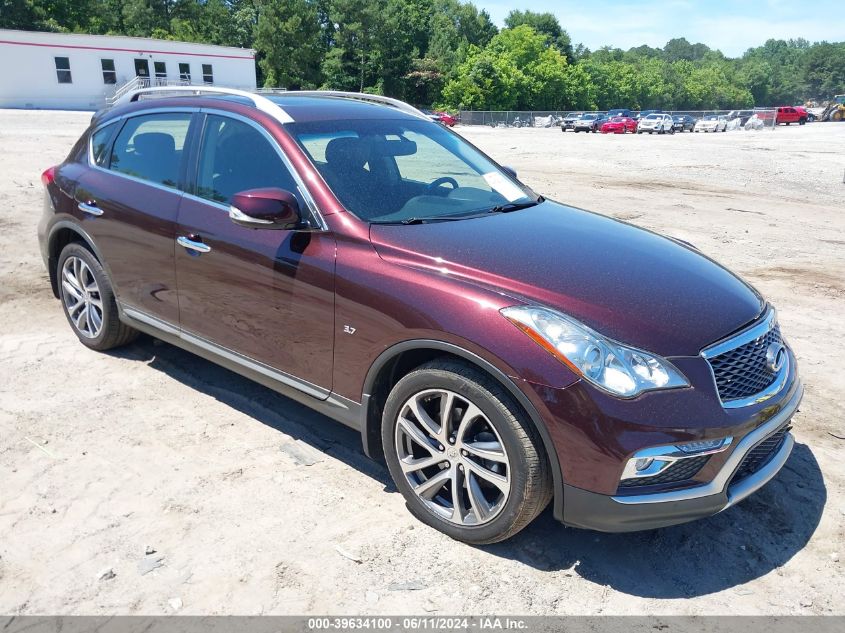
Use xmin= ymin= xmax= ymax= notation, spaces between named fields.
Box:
xmin=458 ymin=109 xmax=778 ymax=130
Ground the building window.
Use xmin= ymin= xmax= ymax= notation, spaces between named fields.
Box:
xmin=55 ymin=57 xmax=72 ymax=84
xmin=202 ymin=64 xmax=213 ymax=84
xmin=154 ymin=61 xmax=166 ymax=81
xmin=179 ymin=63 xmax=191 ymax=82
xmin=101 ymin=59 xmax=116 ymax=84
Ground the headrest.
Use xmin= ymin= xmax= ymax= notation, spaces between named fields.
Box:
xmin=133 ymin=132 xmax=175 ymax=156
xmin=325 ymin=137 xmax=368 ymax=171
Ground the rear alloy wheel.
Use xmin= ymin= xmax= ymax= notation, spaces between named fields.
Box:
xmin=58 ymin=242 xmax=138 ymax=351
xmin=382 ymin=359 xmax=551 ymax=544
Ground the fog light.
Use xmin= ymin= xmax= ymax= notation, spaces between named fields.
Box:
xmin=620 ymin=436 xmax=733 ymax=483
xmin=634 ymin=457 xmax=654 ymax=471
xmin=676 ymin=437 xmax=732 ymax=454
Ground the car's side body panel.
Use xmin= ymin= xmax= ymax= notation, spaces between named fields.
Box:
xmin=74 ymin=167 xmax=183 ymax=324
xmin=174 ymin=194 xmax=338 ymax=391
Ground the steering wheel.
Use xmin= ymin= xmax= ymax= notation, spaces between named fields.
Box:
xmin=426 ymin=177 xmax=459 ymax=194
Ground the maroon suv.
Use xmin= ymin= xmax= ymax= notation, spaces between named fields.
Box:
xmin=38 ymin=88 xmax=802 ymax=544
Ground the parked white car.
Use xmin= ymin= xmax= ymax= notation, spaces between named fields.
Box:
xmin=636 ymin=113 xmax=675 ymax=134
xmin=695 ymin=115 xmax=728 ymax=133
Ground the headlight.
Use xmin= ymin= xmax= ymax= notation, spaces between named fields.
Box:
xmin=501 ymin=306 xmax=690 ymax=397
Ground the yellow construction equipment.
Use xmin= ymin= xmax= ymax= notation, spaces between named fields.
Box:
xmin=820 ymin=95 xmax=845 ymax=121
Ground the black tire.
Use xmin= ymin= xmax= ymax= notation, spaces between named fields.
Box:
xmin=57 ymin=242 xmax=138 ymax=351
xmin=381 ymin=359 xmax=552 ymax=544
xmin=799 ymin=118 xmax=806 ymax=125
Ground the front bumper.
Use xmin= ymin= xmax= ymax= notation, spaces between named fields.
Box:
xmin=561 ymin=380 xmax=802 ymax=532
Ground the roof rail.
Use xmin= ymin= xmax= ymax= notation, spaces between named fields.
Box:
xmin=115 ymin=85 xmax=293 ymax=123
xmin=110 ymin=86 xmax=429 ymax=124
xmin=272 ymin=90 xmax=430 ymax=120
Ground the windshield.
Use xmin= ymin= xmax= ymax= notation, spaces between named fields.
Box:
xmin=645 ymin=114 xmax=661 ymax=120
xmin=287 ymin=118 xmax=533 ymax=223
xmin=581 ymin=114 xmax=597 ymax=120
xmin=705 ymin=115 xmax=720 ymax=120
xmin=611 ymin=117 xmax=625 ymax=122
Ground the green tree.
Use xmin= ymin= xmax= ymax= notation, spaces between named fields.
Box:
xmin=503 ymin=9 xmax=573 ymax=61
xmin=441 ymin=25 xmax=593 ymax=110
xmin=800 ymin=42 xmax=845 ymax=100
xmin=320 ymin=0 xmax=381 ymax=91
xmin=255 ymin=0 xmax=323 ymax=88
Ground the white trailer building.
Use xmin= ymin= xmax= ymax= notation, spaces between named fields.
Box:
xmin=0 ymin=29 xmax=256 ymax=110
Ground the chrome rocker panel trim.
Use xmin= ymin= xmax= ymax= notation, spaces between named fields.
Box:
xmin=118 ymin=304 xmax=363 ymax=430
xmin=612 ymin=381 xmax=802 ymax=506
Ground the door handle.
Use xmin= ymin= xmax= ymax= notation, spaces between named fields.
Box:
xmin=177 ymin=235 xmax=211 ymax=254
xmin=78 ymin=201 xmax=103 ymax=216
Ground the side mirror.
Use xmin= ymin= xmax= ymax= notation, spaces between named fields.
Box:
xmin=229 ymin=188 xmax=305 ymax=230
xmin=501 ymin=165 xmax=518 ymax=180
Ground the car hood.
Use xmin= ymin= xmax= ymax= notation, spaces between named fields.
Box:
xmin=369 ymin=201 xmax=764 ymax=357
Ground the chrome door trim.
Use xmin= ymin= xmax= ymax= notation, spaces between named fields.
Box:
xmin=183 ymin=331 xmax=329 ymax=401
xmin=87 ymin=107 xmax=329 ymax=231
xmin=122 ymin=306 xmax=180 ymax=336
xmin=194 ymin=108 xmax=329 ymax=231
xmin=119 ymin=303 xmax=335 ymax=402
xmin=78 ymin=201 xmax=104 ymax=216
xmin=176 ymin=235 xmax=211 ymax=253
xmin=611 ymin=381 xmax=802 ymax=505
xmin=88 ymin=107 xmax=198 ymax=177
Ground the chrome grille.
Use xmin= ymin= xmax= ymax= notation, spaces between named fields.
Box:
xmin=707 ymin=324 xmax=782 ymax=403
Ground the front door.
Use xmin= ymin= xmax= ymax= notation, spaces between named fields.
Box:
xmin=75 ymin=112 xmax=194 ymax=325
xmin=174 ymin=113 xmax=336 ymax=392
xmin=134 ymin=58 xmax=150 ymax=80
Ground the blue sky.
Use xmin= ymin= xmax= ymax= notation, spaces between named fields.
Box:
xmin=477 ymin=0 xmax=844 ymax=57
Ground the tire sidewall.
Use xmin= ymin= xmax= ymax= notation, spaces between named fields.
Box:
xmin=381 ymin=366 xmax=538 ymax=544
xmin=57 ymin=243 xmax=116 ymax=349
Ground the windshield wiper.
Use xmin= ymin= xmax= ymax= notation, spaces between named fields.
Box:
xmin=371 ymin=216 xmax=464 ymax=225
xmin=488 ymin=197 xmax=543 ymax=214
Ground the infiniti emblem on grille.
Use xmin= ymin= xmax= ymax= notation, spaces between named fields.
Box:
xmin=766 ymin=343 xmax=786 ymax=373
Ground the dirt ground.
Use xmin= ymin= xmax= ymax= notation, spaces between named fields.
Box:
xmin=0 ymin=110 xmax=843 ymax=616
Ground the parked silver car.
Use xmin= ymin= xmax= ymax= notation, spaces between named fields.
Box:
xmin=572 ymin=113 xmax=607 ymax=133
xmin=695 ymin=115 xmax=728 ymax=133
xmin=636 ymin=113 xmax=675 ymax=134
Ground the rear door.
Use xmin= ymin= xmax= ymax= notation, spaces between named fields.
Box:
xmin=174 ymin=111 xmax=336 ymax=392
xmin=75 ymin=111 xmax=195 ymax=325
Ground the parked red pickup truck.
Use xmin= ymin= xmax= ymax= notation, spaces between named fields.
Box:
xmin=776 ymin=106 xmax=807 ymax=125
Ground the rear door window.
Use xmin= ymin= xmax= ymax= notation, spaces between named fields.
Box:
xmin=109 ymin=113 xmax=192 ymax=188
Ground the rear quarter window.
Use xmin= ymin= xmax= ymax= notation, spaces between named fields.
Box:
xmin=90 ymin=123 xmax=118 ymax=167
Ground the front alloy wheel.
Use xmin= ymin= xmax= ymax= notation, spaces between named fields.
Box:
xmin=394 ymin=388 xmax=511 ymax=526
xmin=382 ymin=359 xmax=552 ymax=544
